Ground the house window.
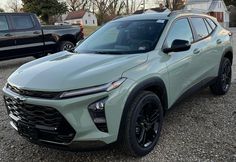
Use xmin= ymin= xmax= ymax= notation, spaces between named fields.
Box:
xmin=85 ymin=20 xmax=87 ymax=24
xmin=93 ymin=20 xmax=95 ymax=24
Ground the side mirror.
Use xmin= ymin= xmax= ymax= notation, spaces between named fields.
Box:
xmin=163 ymin=39 xmax=191 ymax=53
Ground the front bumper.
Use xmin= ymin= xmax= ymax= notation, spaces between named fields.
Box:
xmin=2 ymin=80 xmax=134 ymax=148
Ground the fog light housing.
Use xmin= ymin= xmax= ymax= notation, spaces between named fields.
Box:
xmin=88 ymin=98 xmax=108 ymax=132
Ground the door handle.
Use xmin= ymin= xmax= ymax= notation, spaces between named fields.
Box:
xmin=193 ymin=48 xmax=200 ymax=55
xmin=217 ymin=39 xmax=222 ymax=44
xmin=5 ymin=33 xmax=12 ymax=37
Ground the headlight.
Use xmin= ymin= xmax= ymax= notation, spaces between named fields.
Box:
xmin=59 ymin=78 xmax=126 ymax=99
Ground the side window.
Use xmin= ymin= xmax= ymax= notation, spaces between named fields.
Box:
xmin=12 ymin=15 xmax=34 ymax=30
xmin=206 ymin=18 xmax=217 ymax=30
xmin=204 ymin=19 xmax=213 ymax=33
xmin=165 ymin=18 xmax=193 ymax=48
xmin=0 ymin=16 xmax=9 ymax=31
xmin=191 ymin=18 xmax=209 ymax=40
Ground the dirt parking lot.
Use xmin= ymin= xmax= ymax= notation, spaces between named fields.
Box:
xmin=0 ymin=29 xmax=235 ymax=162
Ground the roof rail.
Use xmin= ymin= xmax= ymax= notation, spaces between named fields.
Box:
xmin=168 ymin=9 xmax=208 ymax=17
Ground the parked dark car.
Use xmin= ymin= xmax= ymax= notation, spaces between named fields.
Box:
xmin=0 ymin=13 xmax=84 ymax=60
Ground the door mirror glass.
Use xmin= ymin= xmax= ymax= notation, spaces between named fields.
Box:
xmin=163 ymin=39 xmax=191 ymax=53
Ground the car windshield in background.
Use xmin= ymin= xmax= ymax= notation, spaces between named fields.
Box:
xmin=75 ymin=20 xmax=167 ymax=54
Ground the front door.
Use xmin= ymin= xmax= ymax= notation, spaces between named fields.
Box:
xmin=163 ymin=18 xmax=196 ymax=105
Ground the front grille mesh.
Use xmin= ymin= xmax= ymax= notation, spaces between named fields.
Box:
xmin=5 ymin=97 xmax=62 ymax=127
xmin=4 ymin=96 xmax=75 ymax=144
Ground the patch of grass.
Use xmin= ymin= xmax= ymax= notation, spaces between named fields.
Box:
xmin=83 ymin=26 xmax=100 ymax=36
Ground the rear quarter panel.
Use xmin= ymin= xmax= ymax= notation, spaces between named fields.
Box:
xmin=214 ymin=24 xmax=233 ymax=74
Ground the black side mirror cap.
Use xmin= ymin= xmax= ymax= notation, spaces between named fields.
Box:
xmin=163 ymin=39 xmax=191 ymax=53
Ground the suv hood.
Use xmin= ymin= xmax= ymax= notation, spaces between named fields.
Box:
xmin=8 ymin=52 xmax=147 ymax=91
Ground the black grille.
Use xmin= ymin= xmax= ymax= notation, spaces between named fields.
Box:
xmin=7 ymin=84 xmax=60 ymax=99
xmin=4 ymin=96 xmax=75 ymax=144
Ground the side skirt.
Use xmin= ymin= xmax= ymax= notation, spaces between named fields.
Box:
xmin=169 ymin=77 xmax=217 ymax=109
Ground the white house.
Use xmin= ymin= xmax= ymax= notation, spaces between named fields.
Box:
xmin=185 ymin=0 xmax=230 ymax=27
xmin=64 ymin=10 xmax=98 ymax=26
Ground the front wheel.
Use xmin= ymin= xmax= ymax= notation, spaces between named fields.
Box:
xmin=210 ymin=57 xmax=232 ymax=95
xmin=121 ymin=91 xmax=164 ymax=157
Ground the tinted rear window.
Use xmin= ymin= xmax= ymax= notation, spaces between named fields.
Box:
xmin=206 ymin=18 xmax=217 ymax=30
xmin=12 ymin=15 xmax=34 ymax=30
xmin=191 ymin=18 xmax=209 ymax=40
xmin=204 ymin=19 xmax=213 ymax=33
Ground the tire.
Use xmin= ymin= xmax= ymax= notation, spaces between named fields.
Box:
xmin=59 ymin=41 xmax=75 ymax=52
xmin=33 ymin=53 xmax=47 ymax=59
xmin=210 ymin=57 xmax=232 ymax=95
xmin=121 ymin=91 xmax=164 ymax=157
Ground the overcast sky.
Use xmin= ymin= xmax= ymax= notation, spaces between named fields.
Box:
xmin=0 ymin=0 xmax=8 ymax=9
xmin=0 ymin=0 xmax=164 ymax=11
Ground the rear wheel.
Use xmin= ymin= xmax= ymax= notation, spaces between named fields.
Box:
xmin=121 ymin=91 xmax=163 ymax=157
xmin=210 ymin=57 xmax=232 ymax=95
xmin=59 ymin=41 xmax=75 ymax=52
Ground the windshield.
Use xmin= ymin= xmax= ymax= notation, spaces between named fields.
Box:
xmin=75 ymin=20 xmax=167 ymax=54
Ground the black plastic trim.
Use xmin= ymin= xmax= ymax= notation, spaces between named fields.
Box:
xmin=170 ymin=77 xmax=217 ymax=109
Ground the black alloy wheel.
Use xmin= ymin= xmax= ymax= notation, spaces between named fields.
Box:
xmin=121 ymin=91 xmax=164 ymax=157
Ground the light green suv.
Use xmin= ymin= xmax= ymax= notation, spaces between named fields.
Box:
xmin=2 ymin=11 xmax=233 ymax=156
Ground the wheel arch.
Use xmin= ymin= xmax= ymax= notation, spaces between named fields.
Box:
xmin=222 ymin=47 xmax=233 ymax=64
xmin=117 ymin=77 xmax=168 ymax=141
xmin=58 ymin=34 xmax=77 ymax=45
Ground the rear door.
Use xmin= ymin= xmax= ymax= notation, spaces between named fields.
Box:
xmin=0 ymin=15 xmax=16 ymax=59
xmin=10 ymin=14 xmax=44 ymax=57
xmin=189 ymin=17 xmax=219 ymax=82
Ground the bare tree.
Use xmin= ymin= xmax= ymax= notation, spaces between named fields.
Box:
xmin=107 ymin=0 xmax=126 ymax=15
xmin=67 ymin=0 xmax=89 ymax=11
xmin=165 ymin=0 xmax=185 ymax=10
xmin=7 ymin=0 xmax=21 ymax=12
xmin=125 ymin=0 xmax=144 ymax=14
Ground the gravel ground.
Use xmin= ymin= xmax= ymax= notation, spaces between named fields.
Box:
xmin=0 ymin=29 xmax=236 ymax=162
